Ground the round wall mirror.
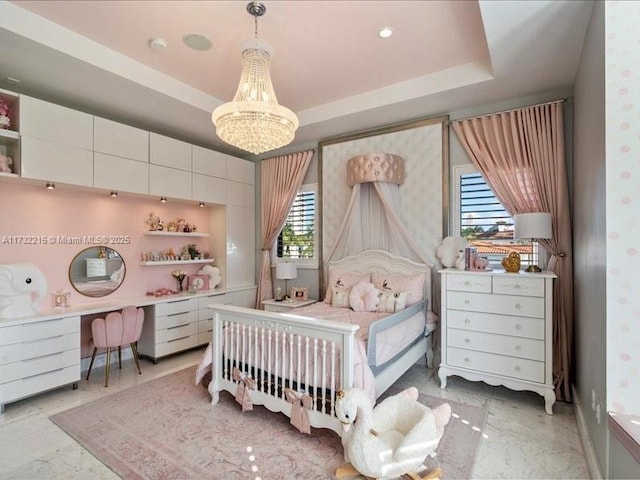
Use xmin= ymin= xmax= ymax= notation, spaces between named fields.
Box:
xmin=69 ymin=246 xmax=126 ymax=297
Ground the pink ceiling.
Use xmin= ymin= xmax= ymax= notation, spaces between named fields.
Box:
xmin=13 ymin=0 xmax=489 ymax=112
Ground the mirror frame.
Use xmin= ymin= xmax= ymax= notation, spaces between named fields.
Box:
xmin=68 ymin=246 xmax=126 ymax=298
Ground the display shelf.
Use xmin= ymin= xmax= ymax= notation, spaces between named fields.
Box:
xmin=0 ymin=129 xmax=19 ymax=141
xmin=139 ymin=259 xmax=213 ymax=266
xmin=144 ymin=231 xmax=209 ymax=237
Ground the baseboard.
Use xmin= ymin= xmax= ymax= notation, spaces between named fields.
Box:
xmin=573 ymin=384 xmax=604 ymax=479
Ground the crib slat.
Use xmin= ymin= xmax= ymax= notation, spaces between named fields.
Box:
xmin=274 ymin=330 xmax=279 ymax=397
xmin=321 ymin=339 xmax=327 ymax=414
xmin=331 ymin=341 xmax=336 ymax=416
xmin=296 ymin=335 xmax=301 ymax=391
xmin=288 ymin=333 xmax=293 ymax=390
xmin=304 ymin=337 xmax=310 ymax=395
xmin=267 ymin=328 xmax=272 ymax=393
xmin=313 ymin=338 xmax=318 ymax=411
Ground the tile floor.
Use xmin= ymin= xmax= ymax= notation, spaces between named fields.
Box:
xmin=0 ymin=348 xmax=590 ymax=479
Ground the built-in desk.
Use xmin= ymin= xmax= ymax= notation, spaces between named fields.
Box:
xmin=0 ymin=285 xmax=256 ymax=412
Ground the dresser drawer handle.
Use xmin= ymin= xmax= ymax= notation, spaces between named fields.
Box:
xmin=464 ymin=357 xmax=470 ymax=363
xmin=22 ymin=352 xmax=64 ymax=363
xmin=23 ymin=334 xmax=65 ymax=345
xmin=464 ymin=338 xmax=470 ymax=344
xmin=515 ymin=324 xmax=522 ymax=330
xmin=464 ymin=318 xmax=470 ymax=324
xmin=515 ymin=345 xmax=522 ymax=351
xmin=167 ymin=324 xmax=190 ymax=330
xmin=515 ymin=304 xmax=521 ymax=310
xmin=167 ymin=312 xmax=188 ymax=317
xmin=167 ymin=336 xmax=190 ymax=343
xmin=515 ymin=366 xmax=521 ymax=372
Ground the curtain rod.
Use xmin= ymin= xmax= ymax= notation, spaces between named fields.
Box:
xmin=448 ymin=98 xmax=570 ymax=125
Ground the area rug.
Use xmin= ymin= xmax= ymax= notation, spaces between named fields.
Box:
xmin=50 ymin=367 xmax=488 ymax=479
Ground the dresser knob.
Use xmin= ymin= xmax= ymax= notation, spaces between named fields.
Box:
xmin=465 ymin=338 xmax=470 ymax=344
xmin=514 ymin=284 xmax=521 ymax=289
xmin=464 ymin=319 xmax=470 ymax=324
xmin=464 ymin=281 xmax=471 ymax=286
xmin=464 ymin=300 xmax=470 ymax=305
xmin=515 ymin=345 xmax=522 ymax=351
xmin=515 ymin=324 xmax=522 ymax=330
xmin=464 ymin=357 xmax=470 ymax=363
xmin=515 ymin=304 xmax=521 ymax=310
xmin=515 ymin=366 xmax=521 ymax=372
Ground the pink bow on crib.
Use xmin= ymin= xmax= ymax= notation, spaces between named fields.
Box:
xmin=232 ymin=367 xmax=256 ymax=412
xmin=284 ymin=388 xmax=313 ymax=434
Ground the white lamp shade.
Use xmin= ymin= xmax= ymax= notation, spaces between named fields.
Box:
xmin=513 ymin=212 xmax=552 ymax=240
xmin=276 ymin=262 xmax=297 ymax=280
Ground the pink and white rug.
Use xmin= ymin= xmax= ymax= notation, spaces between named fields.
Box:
xmin=51 ymin=367 xmax=487 ymax=479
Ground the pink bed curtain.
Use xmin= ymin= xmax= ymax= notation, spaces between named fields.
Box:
xmin=452 ymin=101 xmax=573 ymax=402
xmin=256 ymin=150 xmax=313 ymax=308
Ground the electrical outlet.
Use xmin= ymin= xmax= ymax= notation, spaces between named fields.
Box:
xmin=591 ymin=389 xmax=597 ymax=411
xmin=595 ymin=399 xmax=601 ymax=424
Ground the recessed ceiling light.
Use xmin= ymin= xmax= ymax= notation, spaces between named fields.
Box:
xmin=149 ymin=38 xmax=168 ymax=51
xmin=183 ymin=34 xmax=212 ymax=51
xmin=378 ymin=27 xmax=393 ymax=39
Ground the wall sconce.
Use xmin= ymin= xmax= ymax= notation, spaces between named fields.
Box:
xmin=199 ymin=202 xmax=205 ymax=208
xmin=45 ymin=182 xmax=55 ymax=190
xmin=160 ymin=197 xmax=167 ymax=203
xmin=110 ymin=191 xmax=118 ymax=197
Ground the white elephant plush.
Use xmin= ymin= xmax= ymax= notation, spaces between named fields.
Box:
xmin=0 ymin=263 xmax=48 ymax=319
xmin=435 ymin=236 xmax=468 ymax=268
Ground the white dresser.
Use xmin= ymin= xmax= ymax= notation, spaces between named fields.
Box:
xmin=0 ymin=315 xmax=81 ymax=413
xmin=438 ymin=269 xmax=556 ymax=414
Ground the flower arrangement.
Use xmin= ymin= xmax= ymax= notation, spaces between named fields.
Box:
xmin=171 ymin=269 xmax=188 ymax=291
xmin=0 ymin=100 xmax=10 ymax=129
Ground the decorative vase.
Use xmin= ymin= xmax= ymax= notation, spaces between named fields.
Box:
xmin=177 ymin=277 xmax=185 ymax=292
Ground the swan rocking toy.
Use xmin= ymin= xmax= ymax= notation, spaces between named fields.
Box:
xmin=335 ymin=387 xmax=451 ymax=480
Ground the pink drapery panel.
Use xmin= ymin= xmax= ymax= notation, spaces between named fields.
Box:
xmin=452 ymin=101 xmax=573 ymax=402
xmin=256 ymin=150 xmax=313 ymax=308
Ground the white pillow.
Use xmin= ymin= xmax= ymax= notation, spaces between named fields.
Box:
xmin=331 ymin=286 xmax=350 ymax=308
xmin=348 ymin=281 xmax=380 ymax=312
xmin=377 ymin=290 xmax=408 ymax=313
xmin=324 ymin=272 xmax=371 ymax=303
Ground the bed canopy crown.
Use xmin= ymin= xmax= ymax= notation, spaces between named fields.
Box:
xmin=346 ymin=153 xmax=405 ymax=186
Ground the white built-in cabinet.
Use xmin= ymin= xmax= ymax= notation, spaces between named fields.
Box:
xmin=192 ymin=145 xmax=227 ymax=204
xmin=149 ymin=133 xmax=192 ymax=200
xmin=93 ymin=116 xmax=150 ymax=195
xmin=20 ymin=95 xmax=94 ymax=186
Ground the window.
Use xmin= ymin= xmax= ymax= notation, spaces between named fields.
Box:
xmin=453 ymin=165 xmax=537 ymax=267
xmin=274 ymin=183 xmax=318 ymax=268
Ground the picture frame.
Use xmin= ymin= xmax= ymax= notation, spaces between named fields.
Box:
xmin=291 ymin=287 xmax=309 ymax=301
xmin=187 ymin=274 xmax=209 ymax=292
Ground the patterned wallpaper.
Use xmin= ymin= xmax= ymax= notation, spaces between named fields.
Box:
xmin=605 ymin=0 xmax=640 ymax=415
xmin=321 ymin=121 xmax=445 ymax=267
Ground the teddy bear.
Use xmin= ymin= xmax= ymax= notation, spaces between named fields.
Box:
xmin=198 ymin=265 xmax=221 ymax=289
xmin=0 ymin=154 xmax=13 ymax=174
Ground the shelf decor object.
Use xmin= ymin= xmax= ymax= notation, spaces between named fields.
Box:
xmin=513 ymin=212 xmax=552 ymax=273
xmin=211 ymin=1 xmax=298 ymax=155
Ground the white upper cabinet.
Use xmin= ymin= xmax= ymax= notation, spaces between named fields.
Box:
xmin=94 ymin=117 xmax=149 ymax=162
xmin=149 ymin=132 xmax=191 ymax=171
xmin=20 ymin=95 xmax=93 ymax=150
xmin=149 ymin=164 xmax=191 ymax=200
xmin=226 ymin=180 xmax=254 ymax=208
xmin=21 ymin=137 xmax=93 ymax=186
xmin=192 ymin=173 xmax=226 ymax=204
xmin=227 ymin=156 xmax=255 ymax=185
xmin=192 ymin=146 xmax=227 ymax=178
xmin=94 ymin=152 xmax=149 ymax=194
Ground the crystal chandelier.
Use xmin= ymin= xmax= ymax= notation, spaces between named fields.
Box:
xmin=212 ymin=2 xmax=298 ymax=155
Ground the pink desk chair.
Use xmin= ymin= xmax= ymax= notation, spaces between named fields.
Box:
xmin=86 ymin=306 xmax=144 ymax=387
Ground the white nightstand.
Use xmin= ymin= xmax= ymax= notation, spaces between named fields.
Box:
xmin=262 ymin=298 xmax=316 ymax=313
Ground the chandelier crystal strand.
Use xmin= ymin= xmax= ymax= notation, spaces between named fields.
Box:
xmin=211 ymin=3 xmax=298 ymax=155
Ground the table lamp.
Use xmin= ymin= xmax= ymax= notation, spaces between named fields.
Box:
xmin=513 ymin=212 xmax=552 ymax=273
xmin=276 ymin=262 xmax=297 ymax=301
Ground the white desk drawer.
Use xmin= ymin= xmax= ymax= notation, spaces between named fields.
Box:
xmin=156 ymin=322 xmax=198 ymax=343
xmin=155 ymin=311 xmax=197 ymax=330
xmin=447 ymin=347 xmax=544 ymax=383
xmin=0 ymin=364 xmax=79 ymax=404
xmin=447 ymin=329 xmax=544 ymax=361
xmin=446 ymin=274 xmax=491 ymax=293
xmin=198 ymin=318 xmax=213 ymax=333
xmin=448 ymin=291 xmax=545 ymax=318
xmin=446 ymin=309 xmax=544 ymax=340
xmin=0 ymin=348 xmax=79 ymax=384
xmin=156 ymin=335 xmax=200 ymax=358
xmin=493 ymin=276 xmax=544 ymax=297
xmin=0 ymin=316 xmax=79 ymax=346
xmin=198 ymin=294 xmax=228 ymax=309
xmin=0 ymin=332 xmax=80 ymax=365
xmin=198 ymin=332 xmax=211 ymax=345
xmin=155 ymin=298 xmax=197 ymax=316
